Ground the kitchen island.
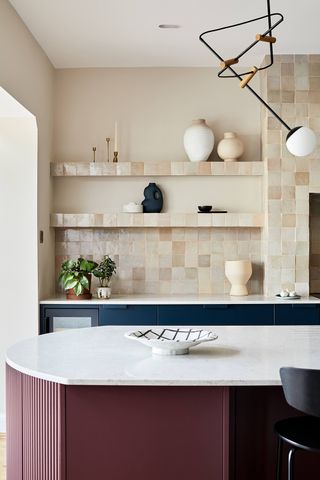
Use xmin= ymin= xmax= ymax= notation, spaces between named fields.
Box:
xmin=6 ymin=326 xmax=320 ymax=479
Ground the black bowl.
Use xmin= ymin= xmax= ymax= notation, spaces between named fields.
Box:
xmin=198 ymin=205 xmax=212 ymax=213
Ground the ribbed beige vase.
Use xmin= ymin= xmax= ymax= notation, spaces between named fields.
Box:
xmin=225 ymin=260 xmax=252 ymax=296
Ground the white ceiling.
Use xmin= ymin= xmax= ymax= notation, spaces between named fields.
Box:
xmin=8 ymin=0 xmax=320 ymax=68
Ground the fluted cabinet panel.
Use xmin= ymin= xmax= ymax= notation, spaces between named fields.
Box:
xmin=6 ymin=365 xmax=66 ymax=480
xmin=6 ymin=365 xmax=23 ymax=480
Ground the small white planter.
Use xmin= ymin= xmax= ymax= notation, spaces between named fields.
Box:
xmin=183 ymin=119 xmax=214 ymax=162
xmin=225 ymin=260 xmax=252 ymax=296
xmin=97 ymin=286 xmax=111 ymax=299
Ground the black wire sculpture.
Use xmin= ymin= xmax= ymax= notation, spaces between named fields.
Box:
xmin=199 ymin=0 xmax=290 ymax=131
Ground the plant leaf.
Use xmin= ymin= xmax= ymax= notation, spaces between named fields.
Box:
xmin=65 ymin=279 xmax=78 ymax=290
xmin=74 ymin=282 xmax=83 ymax=296
xmin=80 ymin=275 xmax=89 ymax=289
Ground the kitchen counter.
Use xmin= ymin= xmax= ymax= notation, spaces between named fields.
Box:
xmin=7 ymin=325 xmax=320 ymax=479
xmin=40 ymin=293 xmax=320 ymax=304
xmin=7 ymin=325 xmax=320 ymax=386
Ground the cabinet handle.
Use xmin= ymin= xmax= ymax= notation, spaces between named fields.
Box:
xmin=202 ymin=305 xmax=229 ymax=309
xmin=292 ymin=304 xmax=317 ymax=309
xmin=101 ymin=305 xmax=128 ymax=310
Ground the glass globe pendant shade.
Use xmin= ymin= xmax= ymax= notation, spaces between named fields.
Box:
xmin=286 ymin=126 xmax=317 ymax=157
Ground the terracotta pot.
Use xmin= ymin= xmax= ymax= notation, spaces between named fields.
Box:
xmin=225 ymin=260 xmax=252 ymax=296
xmin=66 ymin=274 xmax=92 ymax=300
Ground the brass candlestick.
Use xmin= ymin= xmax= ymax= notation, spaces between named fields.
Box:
xmin=106 ymin=137 xmax=111 ymax=162
xmin=92 ymin=146 xmax=96 ymax=163
xmin=113 ymin=151 xmax=118 ymax=163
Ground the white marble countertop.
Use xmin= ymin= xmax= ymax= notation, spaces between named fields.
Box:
xmin=40 ymin=294 xmax=320 ymax=305
xmin=6 ymin=325 xmax=320 ymax=386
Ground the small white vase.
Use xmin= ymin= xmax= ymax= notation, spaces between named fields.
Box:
xmin=97 ymin=286 xmax=111 ymax=299
xmin=183 ymin=119 xmax=214 ymax=162
xmin=217 ymin=132 xmax=244 ymax=162
xmin=225 ymin=260 xmax=252 ymax=296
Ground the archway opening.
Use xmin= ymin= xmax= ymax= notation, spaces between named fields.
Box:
xmin=0 ymin=86 xmax=38 ymax=431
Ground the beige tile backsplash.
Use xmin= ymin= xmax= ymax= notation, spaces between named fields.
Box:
xmin=56 ymin=228 xmax=263 ymax=295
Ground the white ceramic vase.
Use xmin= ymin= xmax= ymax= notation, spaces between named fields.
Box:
xmin=183 ymin=119 xmax=214 ymax=162
xmin=97 ymin=286 xmax=111 ymax=299
xmin=225 ymin=260 xmax=252 ymax=296
xmin=217 ymin=132 xmax=244 ymax=162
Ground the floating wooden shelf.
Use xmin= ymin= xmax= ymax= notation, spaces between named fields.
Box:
xmin=50 ymin=212 xmax=265 ymax=228
xmin=50 ymin=161 xmax=263 ymax=177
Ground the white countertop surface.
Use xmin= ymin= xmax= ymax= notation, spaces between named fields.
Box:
xmin=6 ymin=326 xmax=320 ymax=386
xmin=40 ymin=294 xmax=320 ymax=304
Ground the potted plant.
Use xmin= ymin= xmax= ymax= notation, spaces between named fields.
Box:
xmin=58 ymin=257 xmax=98 ymax=300
xmin=93 ymin=255 xmax=117 ymax=299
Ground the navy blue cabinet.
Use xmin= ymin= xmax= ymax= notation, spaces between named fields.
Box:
xmin=158 ymin=305 xmax=274 ymax=325
xmin=40 ymin=302 xmax=320 ymax=334
xmin=99 ymin=305 xmax=157 ymax=326
xmin=158 ymin=305 xmax=209 ymax=325
xmin=203 ymin=304 xmax=274 ymax=325
xmin=274 ymin=304 xmax=320 ymax=325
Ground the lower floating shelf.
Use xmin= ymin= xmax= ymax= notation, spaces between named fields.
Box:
xmin=50 ymin=213 xmax=265 ymax=228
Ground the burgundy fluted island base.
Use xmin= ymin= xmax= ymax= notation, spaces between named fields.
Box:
xmin=6 ymin=326 xmax=320 ymax=479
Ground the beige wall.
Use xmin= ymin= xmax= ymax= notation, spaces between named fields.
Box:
xmin=53 ymin=68 xmax=262 ymax=213
xmin=0 ymin=0 xmax=54 ymax=300
xmin=0 ymin=0 xmax=54 ymax=430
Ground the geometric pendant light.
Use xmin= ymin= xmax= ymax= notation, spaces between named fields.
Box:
xmin=199 ymin=0 xmax=317 ymax=157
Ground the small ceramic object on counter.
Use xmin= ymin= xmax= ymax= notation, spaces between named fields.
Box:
xmin=183 ymin=119 xmax=214 ymax=162
xmin=280 ymin=289 xmax=289 ymax=297
xmin=198 ymin=205 xmax=212 ymax=213
xmin=125 ymin=328 xmax=218 ymax=355
xmin=123 ymin=202 xmax=143 ymax=213
xmin=225 ymin=260 xmax=252 ymax=296
xmin=97 ymin=287 xmax=111 ymax=299
xmin=142 ymin=182 xmax=163 ymax=213
xmin=276 ymin=291 xmax=301 ymax=300
xmin=217 ymin=132 xmax=244 ymax=162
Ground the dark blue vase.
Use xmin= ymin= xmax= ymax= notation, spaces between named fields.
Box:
xmin=142 ymin=183 xmax=163 ymax=213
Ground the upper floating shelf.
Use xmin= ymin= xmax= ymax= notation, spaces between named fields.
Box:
xmin=50 ymin=161 xmax=263 ymax=177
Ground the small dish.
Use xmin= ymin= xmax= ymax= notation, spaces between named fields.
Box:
xmin=125 ymin=328 xmax=218 ymax=355
xmin=275 ymin=294 xmax=301 ymax=300
xmin=198 ymin=205 xmax=212 ymax=213
xmin=123 ymin=202 xmax=143 ymax=213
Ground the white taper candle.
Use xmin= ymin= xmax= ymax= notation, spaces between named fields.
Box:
xmin=114 ymin=121 xmax=118 ymax=151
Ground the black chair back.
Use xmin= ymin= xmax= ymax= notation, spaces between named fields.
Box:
xmin=280 ymin=367 xmax=320 ymax=417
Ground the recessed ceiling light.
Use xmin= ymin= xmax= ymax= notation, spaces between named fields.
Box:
xmin=158 ymin=24 xmax=181 ymax=29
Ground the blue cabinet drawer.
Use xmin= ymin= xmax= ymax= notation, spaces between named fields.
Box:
xmin=275 ymin=304 xmax=320 ymax=325
xmin=158 ymin=305 xmax=209 ymax=325
xmin=202 ymin=304 xmax=274 ymax=325
xmin=158 ymin=305 xmax=274 ymax=326
xmin=99 ymin=305 xmax=157 ymax=326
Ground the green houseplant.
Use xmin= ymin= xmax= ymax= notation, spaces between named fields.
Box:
xmin=93 ymin=255 xmax=117 ymax=299
xmin=58 ymin=257 xmax=98 ymax=300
